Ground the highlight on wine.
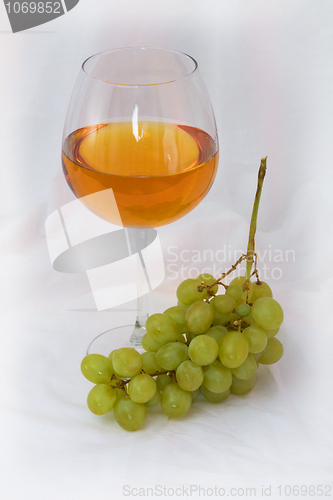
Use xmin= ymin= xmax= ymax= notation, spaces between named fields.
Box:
xmin=80 ymin=158 xmax=285 ymax=431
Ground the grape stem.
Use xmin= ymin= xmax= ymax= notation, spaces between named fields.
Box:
xmin=243 ymin=157 xmax=267 ymax=288
xmin=205 ymin=253 xmax=248 ymax=297
xmin=200 ymin=157 xmax=266 ymax=298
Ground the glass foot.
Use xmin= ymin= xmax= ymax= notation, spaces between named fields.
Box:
xmin=87 ymin=324 xmax=144 ymax=355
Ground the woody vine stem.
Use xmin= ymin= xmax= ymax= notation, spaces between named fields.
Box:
xmin=244 ymin=156 xmax=267 ymax=285
xmin=206 ymin=156 xmax=267 ymax=297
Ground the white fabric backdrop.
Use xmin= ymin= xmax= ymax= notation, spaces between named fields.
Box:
xmin=1 ymin=1 xmax=333 ymax=499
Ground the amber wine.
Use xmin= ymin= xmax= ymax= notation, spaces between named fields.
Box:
xmin=62 ymin=120 xmax=218 ymax=228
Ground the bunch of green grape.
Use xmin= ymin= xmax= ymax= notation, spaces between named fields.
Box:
xmin=80 ymin=272 xmax=284 ymax=432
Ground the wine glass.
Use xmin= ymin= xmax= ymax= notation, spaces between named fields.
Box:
xmin=61 ymin=47 xmax=219 ymax=350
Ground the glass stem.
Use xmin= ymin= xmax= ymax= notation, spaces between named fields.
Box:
xmin=130 ymin=227 xmax=149 ymax=346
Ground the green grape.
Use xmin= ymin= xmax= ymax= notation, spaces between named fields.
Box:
xmin=112 ymin=348 xmax=143 ymax=378
xmin=145 ymin=390 xmax=161 ymax=407
xmin=176 ymin=278 xmax=207 ymax=306
xmin=251 ymin=297 xmax=284 ymax=330
xmin=141 ymin=333 xmax=162 ymax=353
xmin=258 ymin=337 xmax=284 ymax=364
xmin=241 ymin=314 xmax=252 ymax=326
xmin=231 ymin=354 xmax=258 ymax=380
xmin=234 ymin=298 xmax=246 ymax=309
xmin=265 ymin=327 xmax=280 ymax=339
xmin=243 ymin=315 xmax=258 ymax=326
xmin=146 ymin=313 xmax=179 ymax=345
xmin=188 ymin=334 xmax=219 ymax=366
xmin=230 ymin=375 xmax=256 ymax=395
xmin=186 ymin=332 xmax=196 ymax=343
xmin=113 ymin=370 xmax=125 ymax=380
xmin=212 ymin=308 xmax=237 ymax=326
xmin=114 ymin=397 xmax=146 ymax=431
xmin=236 ymin=303 xmax=251 ymax=318
xmin=81 ymin=354 xmax=114 ymax=384
xmin=205 ymin=325 xmax=228 ymax=344
xmin=156 ymin=342 xmax=189 ymax=370
xmin=229 ymin=276 xmax=254 ymax=301
xmin=191 ymin=388 xmax=201 ymax=403
xmin=196 ymin=272 xmax=218 ymax=295
xmin=250 ymin=280 xmax=273 ymax=302
xmin=156 ymin=374 xmax=173 ymax=392
xmin=87 ymin=384 xmax=117 ymax=415
xmin=226 ymin=284 xmax=243 ymax=301
xmin=164 ymin=306 xmax=187 ymax=334
xmin=185 ymin=301 xmax=214 ymax=335
xmin=114 ymin=388 xmax=126 ymax=401
xmin=201 ymin=385 xmax=230 ymax=403
xmin=202 ymin=360 xmax=232 ymax=393
xmin=252 ymin=352 xmax=261 ymax=361
xmin=243 ymin=325 xmax=268 ymax=353
xmin=128 ymin=374 xmax=157 ymax=403
xmin=176 ymin=360 xmax=204 ymax=391
xmin=176 ymin=334 xmax=186 ymax=344
xmin=177 ymin=300 xmax=188 ymax=309
xmin=141 ymin=351 xmax=163 ymax=375
xmin=108 ymin=349 xmax=117 ymax=360
xmin=161 ymin=383 xmax=192 ymax=418
xmin=213 ymin=294 xmax=236 ymax=315
xmin=219 ymin=331 xmax=249 ymax=369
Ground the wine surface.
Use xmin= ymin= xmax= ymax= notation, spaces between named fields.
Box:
xmin=62 ymin=120 xmax=218 ymax=227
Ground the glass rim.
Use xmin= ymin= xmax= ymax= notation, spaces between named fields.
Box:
xmin=81 ymin=46 xmax=198 ymax=87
